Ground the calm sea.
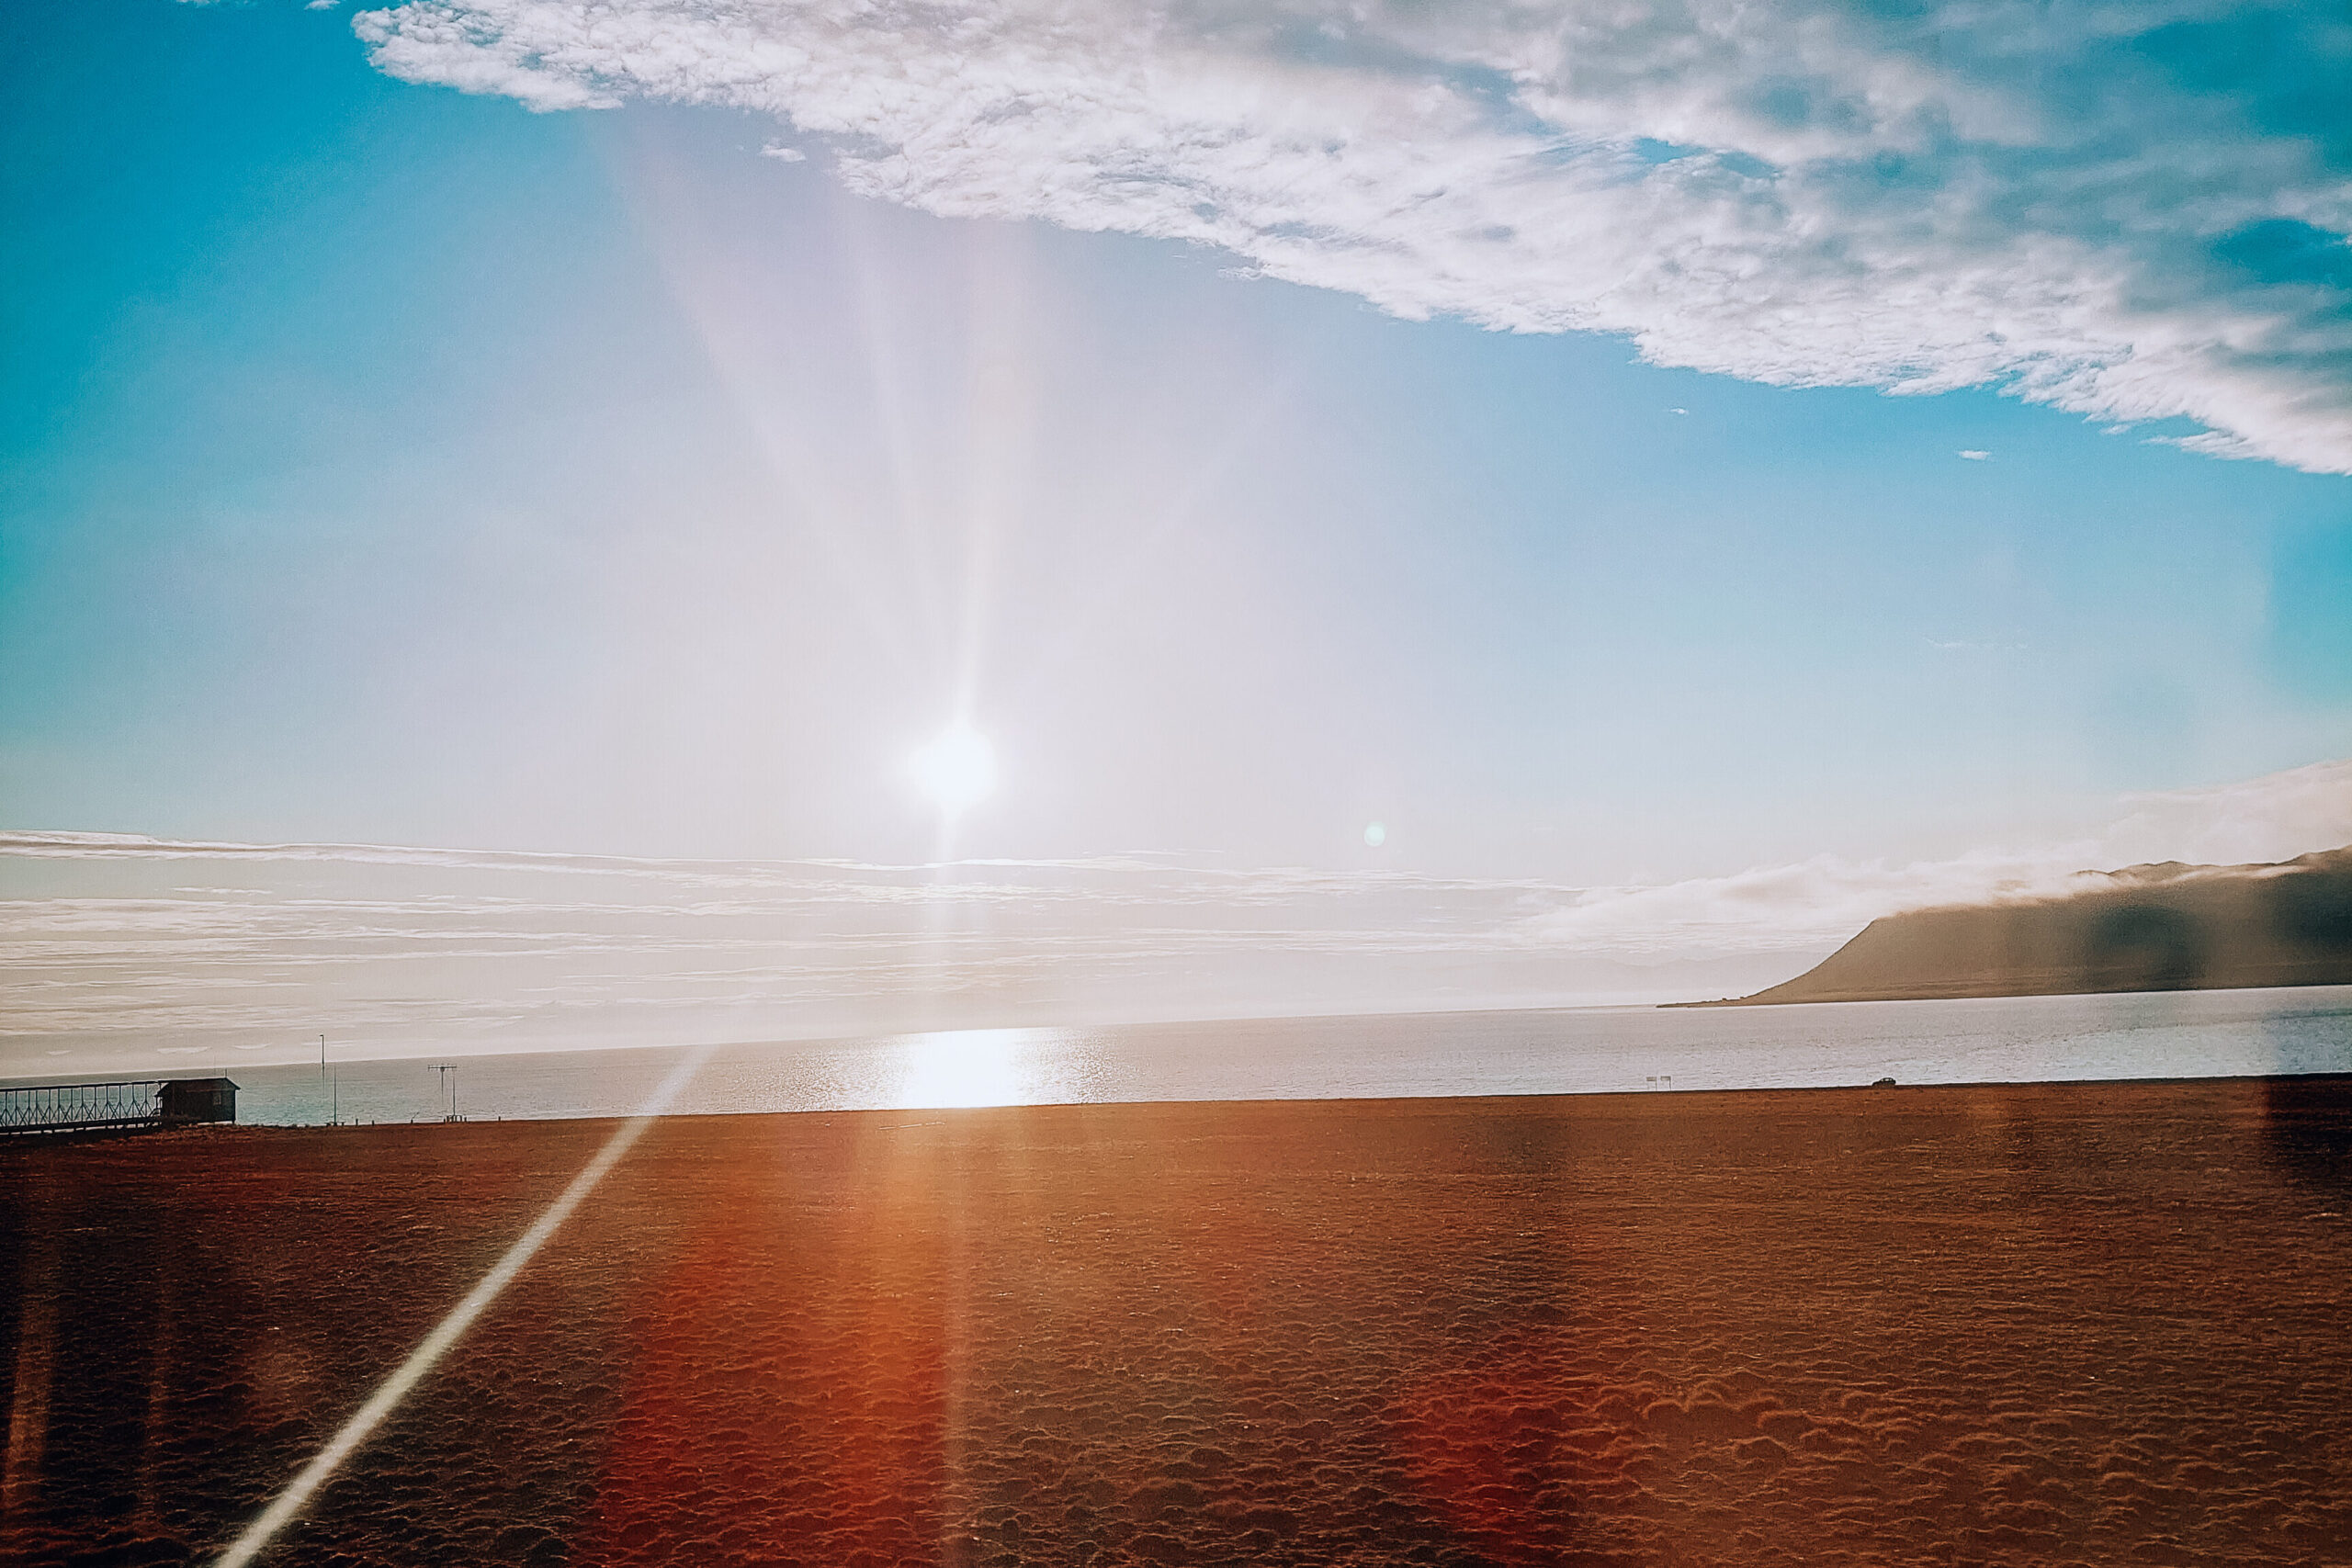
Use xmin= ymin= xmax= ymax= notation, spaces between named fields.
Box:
xmin=62 ymin=984 xmax=2349 ymax=1128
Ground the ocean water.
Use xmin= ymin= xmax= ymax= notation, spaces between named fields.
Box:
xmin=62 ymin=985 xmax=2352 ymax=1128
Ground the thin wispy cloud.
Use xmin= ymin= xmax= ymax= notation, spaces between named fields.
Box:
xmin=8 ymin=760 xmax=2346 ymax=1069
xmin=1923 ymin=636 xmax=2027 ymax=653
xmin=350 ymin=0 xmax=2352 ymax=472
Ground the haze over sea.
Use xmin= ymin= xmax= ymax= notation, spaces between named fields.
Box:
xmin=48 ymin=987 xmax=2350 ymax=1129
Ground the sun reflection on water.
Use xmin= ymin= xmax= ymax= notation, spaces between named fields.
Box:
xmin=888 ymin=1027 xmax=1064 ymax=1108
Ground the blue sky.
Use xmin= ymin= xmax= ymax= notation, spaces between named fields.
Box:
xmin=4 ymin=2 xmax=2351 ymax=1059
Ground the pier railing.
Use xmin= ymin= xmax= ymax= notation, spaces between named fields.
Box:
xmin=0 ymin=1079 xmax=173 ymax=1136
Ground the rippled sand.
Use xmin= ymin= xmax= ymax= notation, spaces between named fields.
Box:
xmin=4 ymin=1079 xmax=2348 ymax=1566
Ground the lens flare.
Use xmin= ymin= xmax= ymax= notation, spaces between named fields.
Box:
xmin=210 ymin=1046 xmax=712 ymax=1568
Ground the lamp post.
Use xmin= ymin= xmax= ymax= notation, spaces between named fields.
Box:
xmin=428 ymin=1064 xmax=458 ymax=1122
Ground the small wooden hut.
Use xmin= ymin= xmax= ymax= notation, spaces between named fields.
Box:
xmin=159 ymin=1077 xmax=239 ymax=1124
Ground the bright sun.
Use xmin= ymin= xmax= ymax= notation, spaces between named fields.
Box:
xmin=910 ymin=724 xmax=996 ymax=815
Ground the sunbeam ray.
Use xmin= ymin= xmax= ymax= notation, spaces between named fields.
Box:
xmin=209 ymin=1046 xmax=714 ymax=1567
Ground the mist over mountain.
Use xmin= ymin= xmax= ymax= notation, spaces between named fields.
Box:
xmin=1687 ymin=848 xmax=2352 ymax=1007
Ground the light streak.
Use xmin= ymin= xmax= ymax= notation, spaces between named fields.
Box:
xmin=211 ymin=1047 xmax=711 ymax=1566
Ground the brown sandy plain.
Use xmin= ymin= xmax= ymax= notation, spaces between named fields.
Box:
xmin=4 ymin=1080 xmax=2349 ymax=1568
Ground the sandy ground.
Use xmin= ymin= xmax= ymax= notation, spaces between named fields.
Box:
xmin=3 ymin=1079 xmax=2348 ymax=1567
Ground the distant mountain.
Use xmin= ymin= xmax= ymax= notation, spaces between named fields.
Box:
xmin=1677 ymin=847 xmax=2352 ymax=1007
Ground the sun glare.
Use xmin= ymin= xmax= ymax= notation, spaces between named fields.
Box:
xmin=892 ymin=1028 xmax=1038 ymax=1108
xmin=910 ymin=723 xmax=997 ymax=816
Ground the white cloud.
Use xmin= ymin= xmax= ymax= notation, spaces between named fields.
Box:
xmin=346 ymin=0 xmax=2352 ymax=472
xmin=1526 ymin=756 xmax=2352 ymax=955
xmin=2097 ymin=757 xmax=2352 ymax=868
xmin=1958 ymin=448 xmax=1991 ymax=460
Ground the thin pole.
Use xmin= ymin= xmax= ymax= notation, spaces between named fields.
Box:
xmin=321 ymin=1032 xmax=326 ymax=1078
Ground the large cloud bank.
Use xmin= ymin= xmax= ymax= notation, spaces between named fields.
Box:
xmin=351 ymin=0 xmax=2352 ymax=470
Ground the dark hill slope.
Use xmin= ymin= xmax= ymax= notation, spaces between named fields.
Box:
xmin=1687 ymin=847 xmax=2352 ymax=1006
